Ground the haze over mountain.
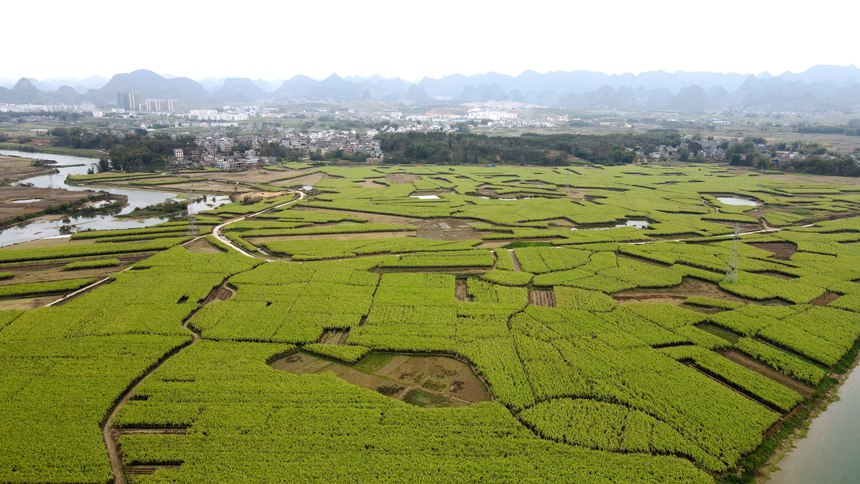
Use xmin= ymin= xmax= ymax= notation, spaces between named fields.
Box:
xmin=2 ymin=66 xmax=860 ymax=113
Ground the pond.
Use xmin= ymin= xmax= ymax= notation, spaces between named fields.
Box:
xmin=571 ymin=220 xmax=650 ymax=231
xmin=0 ymin=150 xmax=228 ymax=247
xmin=716 ymin=196 xmax=759 ymax=207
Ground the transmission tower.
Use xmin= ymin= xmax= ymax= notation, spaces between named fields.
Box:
xmin=187 ymin=203 xmax=198 ymax=236
xmin=724 ymin=223 xmax=740 ymax=283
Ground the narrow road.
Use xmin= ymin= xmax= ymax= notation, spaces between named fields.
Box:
xmin=211 ymin=190 xmax=305 ymax=260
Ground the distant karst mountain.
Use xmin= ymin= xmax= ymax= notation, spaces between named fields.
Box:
xmin=2 ymin=65 xmax=860 ymax=112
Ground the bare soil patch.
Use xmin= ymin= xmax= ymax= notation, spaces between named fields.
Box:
xmin=0 ymin=155 xmax=53 ymax=183
xmin=416 ymin=218 xmax=479 ymax=241
xmin=455 ymin=279 xmax=471 ymax=301
xmin=0 ymin=186 xmax=98 ymax=225
xmin=270 ymin=351 xmax=489 ymax=407
xmin=811 ymin=291 xmax=841 ymax=306
xmin=279 ymin=172 xmax=325 ymax=187
xmin=158 ymin=180 xmax=240 ymax=193
xmin=318 ymin=330 xmax=350 ymax=344
xmin=529 ymin=289 xmax=556 ymax=307
xmin=386 ymin=173 xmax=421 ymax=183
xmin=748 ymin=242 xmax=798 ymax=260
xmin=614 ymin=277 xmax=780 ymax=304
xmin=756 ymin=271 xmax=798 ymax=280
xmin=293 ymin=206 xmax=422 ymax=225
xmin=202 ymin=284 xmax=234 ymax=304
xmin=721 ymin=349 xmax=814 ymax=397
xmin=183 ymin=237 xmax=223 ymax=254
xmin=509 ymin=250 xmax=523 ymax=271
xmin=247 ymin=231 xmax=415 ymax=243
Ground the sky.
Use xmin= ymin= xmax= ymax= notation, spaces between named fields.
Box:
xmin=2 ymin=0 xmax=857 ymax=82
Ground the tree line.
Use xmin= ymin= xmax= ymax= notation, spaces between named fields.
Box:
xmin=377 ymin=131 xmax=682 ymax=165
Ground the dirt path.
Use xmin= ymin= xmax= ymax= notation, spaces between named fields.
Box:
xmin=211 ymin=190 xmax=305 ymax=260
xmin=722 ymin=349 xmax=814 ymax=397
xmin=508 ymin=249 xmax=523 ymax=271
xmin=100 ymin=280 xmax=232 ymax=484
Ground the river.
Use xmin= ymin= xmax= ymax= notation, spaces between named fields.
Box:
xmin=0 ymin=150 xmax=228 ymax=247
xmin=769 ymin=363 xmax=860 ymax=483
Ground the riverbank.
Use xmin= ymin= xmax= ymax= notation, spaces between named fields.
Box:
xmin=0 ymin=142 xmax=106 ymax=159
xmin=760 ymin=339 xmax=860 ymax=482
xmin=718 ymin=338 xmax=860 ymax=482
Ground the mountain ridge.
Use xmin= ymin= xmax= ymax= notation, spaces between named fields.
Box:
xmin=1 ymin=65 xmax=859 ymax=112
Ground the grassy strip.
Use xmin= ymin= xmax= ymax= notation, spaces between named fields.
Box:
xmin=0 ymin=237 xmax=190 ymax=263
xmin=304 ymin=344 xmax=370 ymax=363
xmin=0 ymin=143 xmax=105 ymax=158
xmin=63 ymin=259 xmax=121 ymax=270
xmin=0 ymin=271 xmax=12 ymax=280
xmin=0 ymin=277 xmax=98 ymax=298
xmin=71 ymin=226 xmax=192 ymax=240
xmin=501 ymin=241 xmax=554 ymax=248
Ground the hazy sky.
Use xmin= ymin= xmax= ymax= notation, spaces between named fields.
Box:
xmin=3 ymin=0 xmax=856 ymax=81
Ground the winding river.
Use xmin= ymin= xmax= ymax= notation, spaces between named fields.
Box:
xmin=0 ymin=150 xmax=227 ymax=247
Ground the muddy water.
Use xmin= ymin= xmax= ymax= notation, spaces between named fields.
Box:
xmin=769 ymin=365 xmax=860 ymax=483
xmin=0 ymin=150 xmax=228 ymax=247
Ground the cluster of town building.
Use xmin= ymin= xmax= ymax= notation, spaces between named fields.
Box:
xmin=170 ymin=128 xmax=383 ymax=170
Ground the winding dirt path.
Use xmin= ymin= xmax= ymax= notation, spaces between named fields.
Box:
xmin=100 ymin=192 xmax=304 ymax=483
xmin=211 ymin=190 xmax=305 ymax=260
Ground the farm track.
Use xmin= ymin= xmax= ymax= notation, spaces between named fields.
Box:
xmin=101 ymin=191 xmax=305 ymax=483
xmin=212 ymin=190 xmax=305 ymax=260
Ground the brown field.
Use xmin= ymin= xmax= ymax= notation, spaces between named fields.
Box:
xmin=529 ymin=289 xmax=556 ymax=307
xmin=747 ymin=242 xmax=798 ymax=260
xmin=416 ymin=218 xmax=480 ymax=241
xmin=721 ymin=349 xmax=814 ymax=397
xmin=183 ymin=238 xmax=223 ymax=254
xmin=0 ymin=155 xmax=54 ymax=183
xmin=271 ymin=351 xmax=489 ymax=407
xmin=614 ymin=277 xmax=776 ymax=304
xmin=386 ymin=173 xmax=421 ymax=183
xmin=276 ymin=172 xmax=325 ymax=187
xmin=293 ymin=206 xmax=423 ymax=225
xmin=0 ymin=186 xmax=98 ymax=225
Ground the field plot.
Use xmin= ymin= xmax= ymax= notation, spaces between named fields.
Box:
xmin=5 ymin=163 xmax=860 ymax=483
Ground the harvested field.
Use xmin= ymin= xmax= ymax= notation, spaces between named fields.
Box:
xmin=416 ymin=218 xmax=479 ymax=241
xmin=748 ymin=242 xmax=798 ymax=260
xmin=756 ymin=271 xmax=798 ymax=280
xmin=0 ymin=155 xmax=53 ymax=183
xmin=811 ymin=291 xmax=841 ymax=306
xmin=318 ymin=330 xmax=350 ymax=345
xmin=0 ymin=186 xmax=100 ymax=225
xmin=509 ymin=250 xmax=523 ymax=271
xmin=455 ymin=279 xmax=470 ymax=301
xmin=271 ymin=351 xmax=489 ymax=406
xmin=247 ymin=231 xmax=415 ymax=243
xmin=721 ymin=349 xmax=814 ymax=397
xmin=386 ymin=173 xmax=421 ymax=183
xmin=202 ymin=284 xmax=234 ymax=304
xmin=292 ymin=206 xmax=422 ymax=225
xmin=529 ymin=289 xmax=556 ymax=307
xmin=152 ymin=180 xmax=238 ymax=193
xmin=614 ymin=277 xmax=778 ymax=304
xmin=280 ymin=172 xmax=325 ymax=187
xmin=183 ymin=238 xmax=223 ymax=254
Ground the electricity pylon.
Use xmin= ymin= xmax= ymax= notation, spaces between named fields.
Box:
xmin=725 ymin=223 xmax=740 ymax=283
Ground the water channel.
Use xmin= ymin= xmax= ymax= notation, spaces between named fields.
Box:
xmin=0 ymin=150 xmax=228 ymax=247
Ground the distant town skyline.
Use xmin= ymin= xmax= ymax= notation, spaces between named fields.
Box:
xmin=4 ymin=0 xmax=857 ymax=81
